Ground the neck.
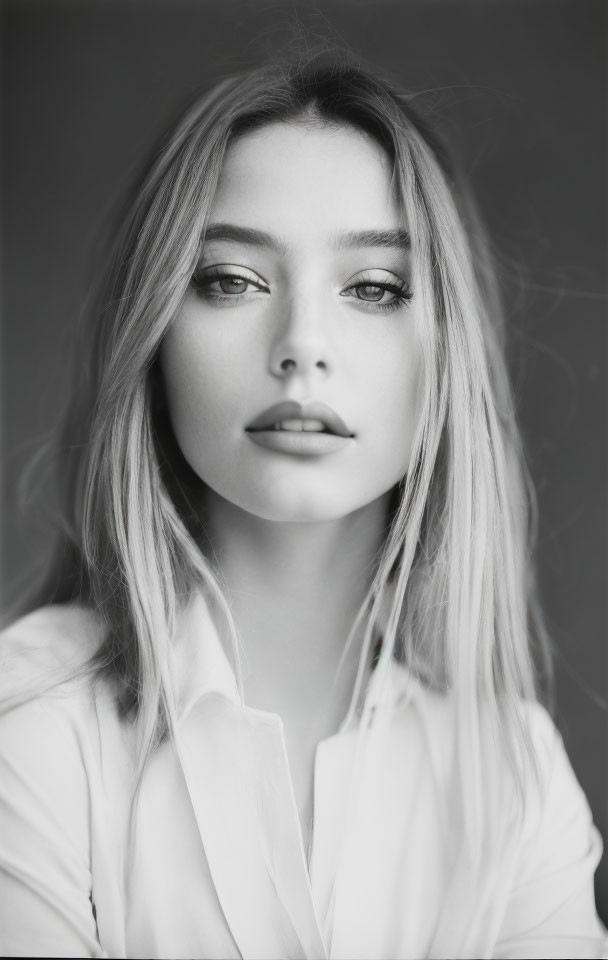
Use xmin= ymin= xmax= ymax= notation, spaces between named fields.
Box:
xmin=201 ymin=490 xmax=390 ymax=720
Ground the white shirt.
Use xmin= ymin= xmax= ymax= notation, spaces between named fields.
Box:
xmin=0 ymin=596 xmax=605 ymax=959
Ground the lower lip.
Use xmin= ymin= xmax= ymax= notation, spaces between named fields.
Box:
xmin=246 ymin=430 xmax=352 ymax=455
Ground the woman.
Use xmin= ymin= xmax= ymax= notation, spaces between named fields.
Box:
xmin=0 ymin=55 xmax=604 ymax=959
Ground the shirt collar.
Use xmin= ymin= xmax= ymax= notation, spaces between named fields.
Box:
xmin=171 ymin=587 xmax=419 ymax=726
xmin=172 ymin=590 xmax=241 ymax=721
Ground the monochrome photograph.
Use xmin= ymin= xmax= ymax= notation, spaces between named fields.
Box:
xmin=1 ymin=1 xmax=606 ymax=956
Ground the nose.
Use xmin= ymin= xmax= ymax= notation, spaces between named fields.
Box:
xmin=269 ymin=296 xmax=332 ymax=379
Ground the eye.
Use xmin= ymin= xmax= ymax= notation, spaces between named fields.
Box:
xmin=215 ymin=276 xmax=251 ymax=295
xmin=353 ymin=283 xmax=393 ymax=303
xmin=341 ymin=270 xmax=413 ymax=313
xmin=190 ymin=264 xmax=269 ymax=302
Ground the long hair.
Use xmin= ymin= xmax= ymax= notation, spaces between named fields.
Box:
xmin=15 ymin=53 xmax=549 ymax=873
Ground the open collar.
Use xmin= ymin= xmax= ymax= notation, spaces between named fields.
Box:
xmin=170 ymin=586 xmax=418 ymax=728
xmin=167 ymin=588 xmax=421 ymax=960
xmin=170 ymin=591 xmax=327 ymax=958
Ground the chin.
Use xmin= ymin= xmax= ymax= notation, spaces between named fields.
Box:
xmin=212 ymin=475 xmax=370 ymax=524
xmin=200 ymin=470 xmax=395 ymax=527
xmin=243 ymin=490 xmax=359 ymax=524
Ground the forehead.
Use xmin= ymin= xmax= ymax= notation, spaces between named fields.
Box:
xmin=208 ymin=121 xmax=404 ymax=242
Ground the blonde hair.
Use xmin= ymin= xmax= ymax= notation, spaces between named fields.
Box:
xmin=17 ymin=53 xmax=549 ymax=881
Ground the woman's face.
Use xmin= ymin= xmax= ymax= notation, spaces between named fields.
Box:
xmin=161 ymin=121 xmax=422 ymax=523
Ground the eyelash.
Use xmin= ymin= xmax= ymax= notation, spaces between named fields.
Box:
xmin=190 ymin=267 xmax=268 ymax=304
xmin=341 ymin=279 xmax=413 ymax=313
xmin=190 ymin=267 xmax=414 ymax=312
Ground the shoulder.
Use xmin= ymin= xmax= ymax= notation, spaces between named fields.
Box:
xmin=0 ymin=606 xmax=130 ymax=856
xmin=0 ymin=601 xmax=105 ymax=658
xmin=389 ymin=663 xmax=594 ymax=811
xmin=390 ymin=661 xmax=562 ymax=761
xmin=0 ymin=603 xmax=116 ymax=783
xmin=0 ymin=608 xmax=114 ymax=957
xmin=516 ymin=702 xmax=599 ymax=853
xmin=491 ymin=713 xmax=605 ymax=952
xmin=0 ymin=602 xmax=105 ymax=697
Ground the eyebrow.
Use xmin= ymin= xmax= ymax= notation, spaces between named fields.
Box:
xmin=202 ymin=223 xmax=286 ymax=252
xmin=202 ymin=222 xmax=410 ymax=253
xmin=335 ymin=229 xmax=411 ymax=251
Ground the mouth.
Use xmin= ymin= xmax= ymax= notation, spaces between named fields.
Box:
xmin=266 ymin=418 xmax=333 ymax=433
xmin=246 ymin=401 xmax=353 ymax=438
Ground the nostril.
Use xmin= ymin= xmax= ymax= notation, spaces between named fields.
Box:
xmin=276 ymin=356 xmax=328 ymax=374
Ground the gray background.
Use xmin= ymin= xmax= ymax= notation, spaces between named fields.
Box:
xmin=2 ymin=0 xmax=607 ymax=918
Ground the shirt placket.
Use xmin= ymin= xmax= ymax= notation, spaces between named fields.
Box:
xmin=176 ymin=693 xmax=327 ymax=960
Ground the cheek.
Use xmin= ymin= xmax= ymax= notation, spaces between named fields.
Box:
xmin=362 ymin=326 xmax=423 ymax=473
xmin=159 ymin=327 xmax=236 ymax=463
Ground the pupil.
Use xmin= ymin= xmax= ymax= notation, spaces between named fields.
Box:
xmin=357 ymin=284 xmax=384 ymax=302
xmin=220 ymin=276 xmax=248 ymax=294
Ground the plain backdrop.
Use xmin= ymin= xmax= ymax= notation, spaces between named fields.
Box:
xmin=1 ymin=0 xmax=607 ymax=920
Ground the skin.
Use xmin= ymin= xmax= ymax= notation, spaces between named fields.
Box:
xmin=160 ymin=120 xmax=423 ymax=855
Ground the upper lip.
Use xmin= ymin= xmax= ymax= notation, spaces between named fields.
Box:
xmin=246 ymin=401 xmax=353 ymax=438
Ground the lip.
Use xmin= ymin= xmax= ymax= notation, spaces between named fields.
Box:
xmin=246 ymin=401 xmax=353 ymax=438
xmin=247 ymin=430 xmax=351 ymax=456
